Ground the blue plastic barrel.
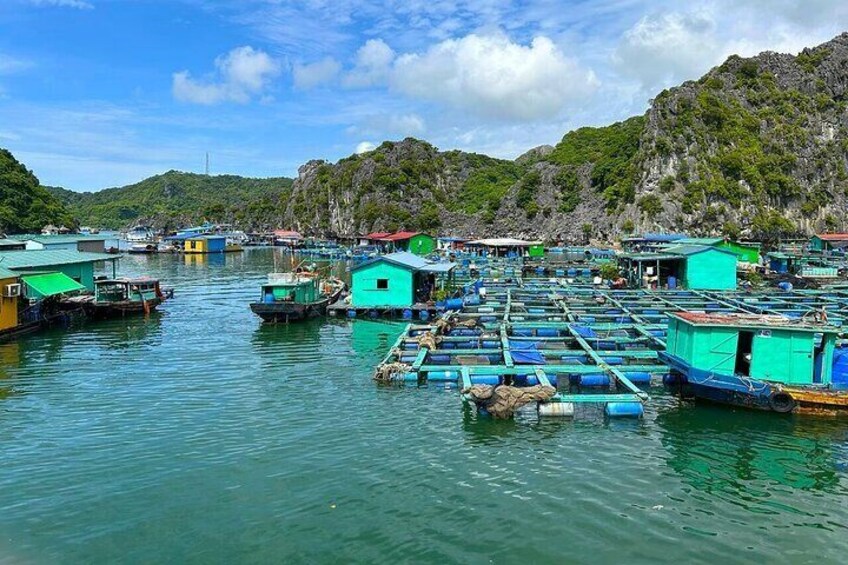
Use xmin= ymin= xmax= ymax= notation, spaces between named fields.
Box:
xmin=470 ymin=374 xmax=500 ymax=385
xmin=604 ymin=356 xmax=624 ymax=365
xmin=428 ymin=354 xmax=451 ymax=364
xmin=347 ymin=309 xmax=357 ymax=318
xmin=567 ymin=268 xmax=577 ymax=277
xmin=623 ymin=371 xmax=651 ymax=385
xmin=605 ymin=402 xmax=644 ymax=418
xmin=403 ymin=372 xmax=419 ymax=383
xmin=513 ymin=329 xmax=534 ymax=337
xmin=536 ymin=328 xmax=559 ymax=337
xmin=419 ymin=310 xmax=430 ymax=321
xmin=427 ymin=370 xmax=458 ymax=382
xmin=482 ymin=340 xmax=500 ymax=349
xmin=446 ymin=298 xmax=464 ymax=310
xmin=402 ymin=309 xmax=413 ymax=320
xmin=667 ymin=276 xmax=677 ymax=290
xmin=578 ymin=373 xmax=610 ymax=387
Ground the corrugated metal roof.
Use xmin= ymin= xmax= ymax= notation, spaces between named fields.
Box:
xmin=662 ymin=244 xmax=737 ymax=257
xmin=0 ymin=266 xmax=17 ymax=279
xmin=674 ymin=237 xmax=723 ymax=246
xmin=0 ymin=250 xmax=120 ymax=270
xmin=815 ymin=233 xmax=848 ymax=241
xmin=0 ymin=238 xmax=25 ymax=247
xmin=381 ymin=231 xmax=421 ymax=241
xmin=352 ymin=252 xmax=455 ymax=273
xmin=16 ymin=234 xmax=108 ymax=244
xmin=466 ymin=238 xmax=542 ymax=247
xmin=21 ymin=272 xmax=86 ymax=297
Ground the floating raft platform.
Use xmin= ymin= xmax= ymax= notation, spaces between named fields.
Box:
xmin=372 ymin=272 xmax=848 ymax=421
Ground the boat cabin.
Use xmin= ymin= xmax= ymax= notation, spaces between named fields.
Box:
xmin=666 ymin=312 xmax=840 ymax=387
xmin=95 ymin=278 xmax=160 ymax=303
xmin=260 ymin=273 xmax=319 ymax=304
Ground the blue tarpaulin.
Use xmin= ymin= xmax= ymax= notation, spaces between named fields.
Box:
xmin=508 ymin=340 xmax=546 ymax=365
xmin=571 ymin=325 xmax=597 ymax=339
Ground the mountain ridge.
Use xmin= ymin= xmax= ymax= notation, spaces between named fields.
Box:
xmin=28 ymin=32 xmax=848 ymax=240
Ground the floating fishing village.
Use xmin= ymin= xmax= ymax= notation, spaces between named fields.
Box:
xmin=3 ymin=226 xmax=848 ymax=420
xmin=8 ymin=4 xmax=848 ymax=562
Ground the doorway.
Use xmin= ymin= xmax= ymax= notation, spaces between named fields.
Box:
xmin=735 ymin=331 xmax=754 ymax=376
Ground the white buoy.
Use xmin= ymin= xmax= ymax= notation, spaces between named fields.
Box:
xmin=538 ymin=402 xmax=575 ymax=417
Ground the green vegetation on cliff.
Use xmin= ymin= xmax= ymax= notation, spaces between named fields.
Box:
xmin=0 ymin=149 xmax=76 ymax=234
xmin=50 ymin=171 xmax=294 ymax=230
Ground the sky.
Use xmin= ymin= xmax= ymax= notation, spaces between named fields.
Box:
xmin=1 ymin=0 xmax=848 ymax=191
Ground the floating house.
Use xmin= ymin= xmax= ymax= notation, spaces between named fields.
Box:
xmin=0 ymin=238 xmax=26 ymax=252
xmin=809 ymin=233 xmax=848 ymax=253
xmin=360 ymin=232 xmax=391 ymax=246
xmin=273 ymin=230 xmax=304 ymax=247
xmin=380 ymin=232 xmax=436 ymax=256
xmin=672 ymin=237 xmax=761 ymax=264
xmin=661 ymin=312 xmax=847 ymax=412
xmin=437 ymin=237 xmax=468 ymax=252
xmin=619 ymin=244 xmax=737 ymax=290
xmin=18 ymin=234 xmax=108 ymax=253
xmin=184 ymin=235 xmax=226 ymax=254
xmin=0 ymin=250 xmax=120 ymax=290
xmin=0 ymin=266 xmax=20 ymax=334
xmin=351 ymin=252 xmax=455 ymax=308
xmin=465 ymin=238 xmax=544 ymax=258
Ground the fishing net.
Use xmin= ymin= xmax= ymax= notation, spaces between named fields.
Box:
xmin=462 ymin=384 xmax=556 ymax=418
xmin=416 ymin=333 xmax=441 ymax=350
xmin=373 ymin=362 xmax=411 ymax=382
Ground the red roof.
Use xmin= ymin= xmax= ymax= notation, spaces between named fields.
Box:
xmin=365 ymin=232 xmax=392 ymax=240
xmin=381 ymin=231 xmax=420 ymax=241
xmin=816 ymin=233 xmax=848 ymax=241
xmin=274 ymin=230 xmax=303 ymax=239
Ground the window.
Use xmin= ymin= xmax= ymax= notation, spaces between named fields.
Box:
xmin=376 ymin=279 xmax=389 ymax=290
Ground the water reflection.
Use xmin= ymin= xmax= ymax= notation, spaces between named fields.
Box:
xmin=657 ymin=405 xmax=848 ymax=496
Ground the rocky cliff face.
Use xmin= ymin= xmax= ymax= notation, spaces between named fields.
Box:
xmin=283 ymin=33 xmax=848 ymax=241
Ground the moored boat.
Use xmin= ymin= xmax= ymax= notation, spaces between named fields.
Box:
xmin=659 ymin=311 xmax=848 ymax=414
xmin=63 ymin=278 xmax=172 ymax=319
xmin=250 ymin=270 xmax=345 ymax=323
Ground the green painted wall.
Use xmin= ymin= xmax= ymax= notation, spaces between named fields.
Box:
xmin=406 ymin=234 xmax=436 ymax=256
xmin=528 ymin=244 xmax=545 ymax=258
xmin=810 ymin=236 xmax=825 ymax=251
xmin=14 ymin=263 xmax=96 ymax=293
xmin=718 ymin=241 xmax=760 ymax=263
xmin=351 ymin=261 xmax=414 ymax=307
xmin=667 ymin=319 xmax=834 ymax=385
xmin=682 ymin=250 xmax=737 ymax=290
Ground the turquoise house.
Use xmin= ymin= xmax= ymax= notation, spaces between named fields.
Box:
xmin=351 ymin=252 xmax=455 ymax=308
xmin=619 ymin=244 xmax=737 ymax=290
xmin=0 ymin=250 xmax=120 ymax=291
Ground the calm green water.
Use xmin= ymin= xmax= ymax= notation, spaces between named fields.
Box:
xmin=1 ymin=249 xmax=848 ymax=564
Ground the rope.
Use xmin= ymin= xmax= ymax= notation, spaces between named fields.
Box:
xmin=373 ymin=362 xmax=411 ymax=382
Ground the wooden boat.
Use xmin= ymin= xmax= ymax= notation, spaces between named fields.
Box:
xmin=64 ymin=278 xmax=172 ymax=319
xmin=659 ymin=311 xmax=848 ymax=414
xmin=250 ymin=270 xmax=345 ymax=323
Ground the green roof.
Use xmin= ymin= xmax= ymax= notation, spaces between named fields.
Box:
xmin=674 ymin=237 xmax=724 ymax=246
xmin=21 ymin=272 xmax=86 ymax=297
xmin=662 ymin=244 xmax=737 ymax=257
xmin=16 ymin=234 xmax=108 ymax=244
xmin=0 ymin=250 xmax=120 ymax=270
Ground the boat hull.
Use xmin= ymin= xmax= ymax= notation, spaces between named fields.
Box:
xmin=659 ymin=351 xmax=848 ymax=414
xmin=250 ymin=287 xmax=343 ymax=323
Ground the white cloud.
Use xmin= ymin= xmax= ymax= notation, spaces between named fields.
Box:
xmin=293 ymin=57 xmax=341 ymax=90
xmin=173 ymin=46 xmax=280 ymax=105
xmin=614 ymin=11 xmax=719 ymax=90
xmin=28 ymin=0 xmax=93 ymax=8
xmin=390 ymin=34 xmax=598 ymax=121
xmin=343 ymin=39 xmax=396 ymax=88
xmin=0 ymin=54 xmax=32 ymax=75
xmin=355 ymin=141 xmax=376 ymax=154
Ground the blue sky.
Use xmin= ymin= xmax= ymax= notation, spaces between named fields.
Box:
xmin=1 ymin=0 xmax=847 ymax=191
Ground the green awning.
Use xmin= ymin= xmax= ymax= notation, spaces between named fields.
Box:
xmin=22 ymin=272 xmax=86 ymax=297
